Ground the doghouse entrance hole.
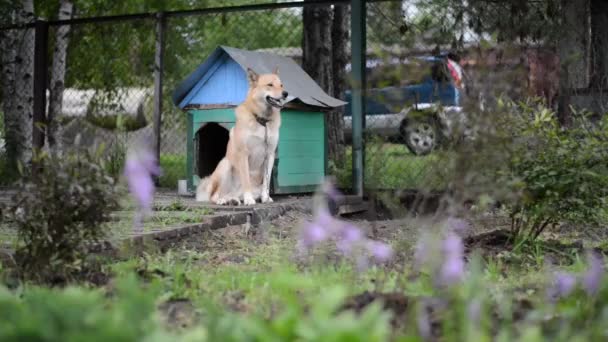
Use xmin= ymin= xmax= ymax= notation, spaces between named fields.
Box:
xmin=195 ymin=122 xmax=229 ymax=178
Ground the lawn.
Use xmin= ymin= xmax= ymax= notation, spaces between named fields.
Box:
xmin=159 ymin=154 xmax=187 ymax=189
xmin=1 ymin=124 xmax=608 ymax=341
xmin=0 ymin=197 xmax=213 ymax=246
xmin=159 ymin=143 xmax=448 ymax=192
xmin=2 ymin=207 xmax=608 ymax=341
xmin=335 ymin=142 xmax=450 ymax=190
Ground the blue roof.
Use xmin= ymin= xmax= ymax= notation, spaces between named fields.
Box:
xmin=172 ymin=46 xmax=346 ymax=110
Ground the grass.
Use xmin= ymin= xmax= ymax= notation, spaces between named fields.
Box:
xmin=334 ymin=142 xmax=451 ymax=190
xmin=0 ymin=198 xmax=214 ymax=245
xmin=2 ymin=208 xmax=608 ymax=340
xmin=159 ymin=154 xmax=187 ymax=189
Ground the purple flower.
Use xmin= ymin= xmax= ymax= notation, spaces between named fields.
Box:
xmin=299 ymin=221 xmax=328 ymax=249
xmin=124 ymin=143 xmax=161 ymax=231
xmin=548 ymin=272 xmax=578 ymax=300
xmin=413 ymin=236 xmax=430 ymax=270
xmin=583 ymin=251 xmax=604 ymax=296
xmin=336 ymin=224 xmax=363 ymax=254
xmin=322 ymin=179 xmax=343 ymax=202
xmin=438 ymin=232 xmax=465 ymax=286
xmin=442 ymin=232 xmax=464 ymax=258
xmin=440 ymin=256 xmax=465 ymax=286
xmin=447 ymin=217 xmax=469 ymax=235
xmin=315 ymin=207 xmax=335 ymax=230
xmin=367 ymin=240 xmax=393 ymax=263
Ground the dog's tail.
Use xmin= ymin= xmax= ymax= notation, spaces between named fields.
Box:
xmin=195 ymin=176 xmax=220 ymax=202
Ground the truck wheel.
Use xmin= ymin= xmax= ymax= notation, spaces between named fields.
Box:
xmin=401 ymin=118 xmax=439 ymax=156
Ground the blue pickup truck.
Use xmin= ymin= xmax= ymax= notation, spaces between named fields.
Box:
xmin=343 ymin=55 xmax=470 ymax=155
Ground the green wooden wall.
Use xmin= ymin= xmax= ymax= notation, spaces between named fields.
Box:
xmin=187 ymin=108 xmax=325 ymax=194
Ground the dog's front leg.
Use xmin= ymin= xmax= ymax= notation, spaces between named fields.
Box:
xmin=236 ymin=152 xmax=256 ymax=205
xmin=261 ymin=152 xmax=275 ymax=203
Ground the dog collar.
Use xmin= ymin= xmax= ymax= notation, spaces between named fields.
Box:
xmin=254 ymin=114 xmax=271 ymax=127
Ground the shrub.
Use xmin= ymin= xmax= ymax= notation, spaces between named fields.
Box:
xmin=6 ymin=148 xmax=120 ymax=282
xmin=498 ymin=100 xmax=608 ymax=241
xmin=158 ymin=154 xmax=186 ymax=189
xmin=0 ymin=275 xmax=179 ymax=341
xmin=429 ymin=98 xmax=608 ymax=241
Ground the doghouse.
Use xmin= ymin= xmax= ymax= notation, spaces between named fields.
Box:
xmin=172 ymin=46 xmax=346 ymax=194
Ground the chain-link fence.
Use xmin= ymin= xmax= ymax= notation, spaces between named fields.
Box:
xmin=0 ymin=0 xmax=602 ymax=204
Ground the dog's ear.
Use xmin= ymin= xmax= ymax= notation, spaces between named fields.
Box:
xmin=247 ymin=68 xmax=258 ymax=86
xmin=273 ymin=66 xmax=280 ymax=76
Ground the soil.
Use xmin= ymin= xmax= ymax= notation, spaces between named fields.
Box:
xmin=464 ymin=228 xmax=607 ymax=264
xmin=342 ymin=291 xmax=410 ymax=327
xmin=464 ymin=229 xmax=514 ymax=256
xmin=158 ymin=298 xmax=198 ymax=329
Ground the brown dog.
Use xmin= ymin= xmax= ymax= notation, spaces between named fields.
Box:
xmin=196 ymin=67 xmax=287 ymax=205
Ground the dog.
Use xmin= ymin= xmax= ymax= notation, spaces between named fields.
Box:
xmin=195 ymin=67 xmax=288 ymax=205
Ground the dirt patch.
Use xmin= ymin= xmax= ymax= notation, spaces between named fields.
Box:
xmin=224 ymin=290 xmax=250 ymax=313
xmin=463 ymin=229 xmax=604 ymax=264
xmin=342 ymin=291 xmax=410 ymax=327
xmin=158 ymin=298 xmax=198 ymax=329
xmin=136 ymin=267 xmax=169 ymax=282
xmin=464 ymin=229 xmax=514 ymax=256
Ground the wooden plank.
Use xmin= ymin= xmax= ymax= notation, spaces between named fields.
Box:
xmin=179 ymin=54 xmax=228 ymax=108
xmin=186 ymin=112 xmax=194 ymax=191
xmin=277 ymin=140 xmax=323 ymax=158
xmin=338 ymin=202 xmax=369 ymax=215
xmin=277 ymin=172 xmax=324 ymax=187
xmin=277 ymin=157 xmax=324 ymax=174
xmin=273 ymin=184 xmax=318 ymax=194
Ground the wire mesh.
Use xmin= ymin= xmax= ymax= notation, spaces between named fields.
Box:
xmin=357 ymin=0 xmax=563 ymax=197
xmin=0 ymin=0 xmax=601 ymax=201
xmin=43 ymin=19 xmax=157 ymax=182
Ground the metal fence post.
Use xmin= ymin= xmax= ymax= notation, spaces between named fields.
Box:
xmin=350 ymin=0 xmax=366 ymax=197
xmin=33 ymin=20 xmax=49 ymax=174
xmin=153 ymin=12 xmax=166 ymax=185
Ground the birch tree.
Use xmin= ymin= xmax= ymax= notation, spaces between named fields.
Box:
xmin=1 ymin=0 xmax=34 ymax=171
xmin=47 ymin=0 xmax=74 ymax=151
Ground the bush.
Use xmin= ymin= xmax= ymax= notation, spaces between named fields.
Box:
xmin=158 ymin=154 xmax=186 ymax=189
xmin=498 ymin=100 xmax=608 ymax=240
xmin=0 ymin=275 xmax=182 ymax=341
xmin=5 ymin=148 xmax=120 ymax=282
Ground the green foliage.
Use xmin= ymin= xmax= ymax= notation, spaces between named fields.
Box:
xmin=498 ymin=100 xmax=608 ymax=240
xmin=331 ymin=139 xmax=449 ymax=191
xmin=207 ymin=283 xmax=391 ymax=342
xmin=3 ymin=246 xmax=608 ymax=341
xmin=158 ymin=154 xmax=186 ymax=189
xmin=5 ymin=147 xmax=120 ymax=282
xmin=0 ymin=274 xmax=176 ymax=341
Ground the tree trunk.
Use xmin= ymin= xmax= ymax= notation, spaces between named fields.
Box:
xmin=329 ymin=4 xmax=349 ymax=166
xmin=557 ymin=0 xmax=591 ymax=127
xmin=302 ymin=2 xmax=344 ymax=165
xmin=1 ymin=0 xmax=34 ymax=171
xmin=590 ymin=0 xmax=608 ymax=90
xmin=47 ymin=0 xmax=74 ymax=152
xmin=302 ymin=4 xmax=333 ymax=94
xmin=0 ymin=16 xmax=17 ymax=165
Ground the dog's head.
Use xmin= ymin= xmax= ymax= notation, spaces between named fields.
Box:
xmin=246 ymin=67 xmax=288 ymax=109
